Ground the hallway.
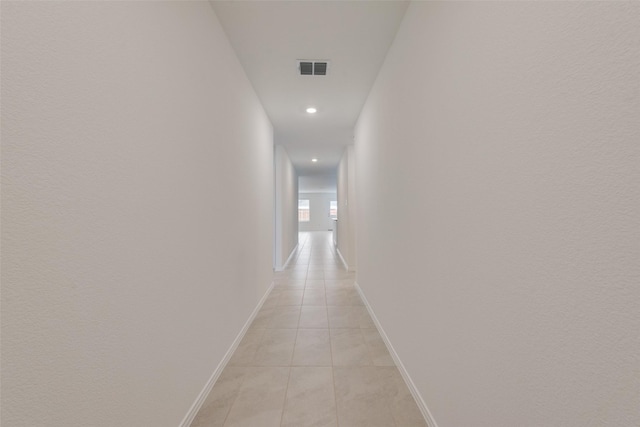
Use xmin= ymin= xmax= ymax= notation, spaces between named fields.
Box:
xmin=191 ymin=232 xmax=426 ymax=427
xmin=3 ymin=2 xmax=639 ymax=426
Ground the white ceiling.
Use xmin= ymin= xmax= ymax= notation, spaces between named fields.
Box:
xmin=299 ymin=174 xmax=337 ymax=194
xmin=210 ymin=1 xmax=409 ymax=178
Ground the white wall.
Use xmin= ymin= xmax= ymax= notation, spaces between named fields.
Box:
xmin=274 ymin=145 xmax=298 ymax=269
xmin=337 ymin=146 xmax=357 ymax=270
xmin=355 ymin=2 xmax=640 ymax=427
xmin=1 ymin=2 xmax=274 ymax=426
xmin=298 ymin=192 xmax=336 ymax=232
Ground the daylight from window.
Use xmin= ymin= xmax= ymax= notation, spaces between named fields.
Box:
xmin=298 ymin=199 xmax=310 ymax=222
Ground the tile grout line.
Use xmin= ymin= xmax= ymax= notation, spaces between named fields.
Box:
xmin=327 ymin=239 xmax=342 ymax=426
xmin=329 ymin=238 xmax=346 ymax=427
xmin=220 ymin=366 xmax=250 ymax=427
xmin=327 ymin=276 xmax=341 ymax=427
xmin=279 ymin=256 xmax=303 ymax=427
xmin=279 ymin=365 xmax=293 ymax=427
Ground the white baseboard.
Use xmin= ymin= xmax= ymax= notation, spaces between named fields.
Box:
xmin=354 ymin=282 xmax=439 ymax=427
xmin=283 ymin=243 xmax=299 ymax=269
xmin=274 ymin=243 xmax=299 ymax=272
xmin=179 ymin=281 xmax=275 ymax=427
xmin=336 ymin=247 xmax=349 ymax=271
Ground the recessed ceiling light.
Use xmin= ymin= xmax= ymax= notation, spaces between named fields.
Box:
xmin=312 ymin=158 xmax=318 ymax=162
xmin=306 ymin=107 xmax=317 ymax=114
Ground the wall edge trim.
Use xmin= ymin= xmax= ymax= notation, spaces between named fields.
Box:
xmin=336 ymin=247 xmax=349 ymax=271
xmin=275 ymin=243 xmax=299 ymax=272
xmin=354 ymin=281 xmax=439 ymax=427
xmin=179 ymin=280 xmax=275 ymax=427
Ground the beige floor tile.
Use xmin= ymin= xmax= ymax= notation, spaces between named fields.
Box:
xmin=228 ymin=329 xmax=265 ymax=366
xmin=325 ymin=279 xmax=356 ymax=288
xmin=305 ymin=279 xmax=326 ymax=289
xmin=306 ymin=270 xmax=325 ymax=280
xmin=325 ymin=288 xmax=359 ymax=306
xmin=278 ymin=289 xmax=304 ymax=306
xmin=377 ymin=367 xmax=428 ymax=427
xmin=350 ymin=293 xmax=364 ymax=306
xmin=252 ymin=329 xmax=296 ymax=366
xmin=190 ymin=367 xmax=246 ymax=427
xmin=193 ymin=232 xmax=428 ymax=427
xmin=324 ymin=271 xmax=352 ymax=280
xmin=249 ymin=307 xmax=273 ymax=329
xmin=298 ymin=306 xmax=329 ymax=328
xmin=333 ymin=367 xmax=395 ymax=427
xmin=273 ymin=275 xmax=289 ymax=283
xmin=327 ymin=306 xmax=361 ymax=328
xmin=361 ymin=328 xmax=395 ymax=366
xmin=325 ymin=289 xmax=346 ymax=305
xmin=261 ymin=296 xmax=279 ymax=310
xmin=344 ymin=287 xmax=360 ymax=298
xmin=330 ymin=328 xmax=371 ymax=366
xmin=269 ymin=306 xmax=300 ymax=328
xmin=286 ymin=270 xmax=308 ymax=278
xmin=274 ymin=280 xmax=306 ymax=289
xmin=224 ymin=367 xmax=289 ymax=427
xmin=358 ymin=308 xmax=376 ymax=329
xmin=292 ymin=329 xmax=332 ymax=366
xmin=282 ymin=367 xmax=337 ymax=427
xmin=303 ymin=289 xmax=326 ymax=306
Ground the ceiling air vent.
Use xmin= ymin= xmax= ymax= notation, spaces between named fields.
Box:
xmin=300 ymin=61 xmax=313 ymax=75
xmin=298 ymin=60 xmax=329 ymax=76
xmin=313 ymin=62 xmax=327 ymax=75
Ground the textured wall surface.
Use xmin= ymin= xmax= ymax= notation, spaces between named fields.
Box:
xmin=274 ymin=145 xmax=298 ymax=269
xmin=355 ymin=2 xmax=640 ymax=426
xmin=1 ymin=2 xmax=273 ymax=426
xmin=337 ymin=146 xmax=357 ymax=270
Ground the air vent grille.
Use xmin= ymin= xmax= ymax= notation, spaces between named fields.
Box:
xmin=298 ymin=60 xmax=329 ymax=76
xmin=300 ymin=62 xmax=313 ymax=75
xmin=313 ymin=62 xmax=327 ymax=75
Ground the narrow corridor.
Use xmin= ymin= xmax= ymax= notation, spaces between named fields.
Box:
xmin=191 ymin=232 xmax=426 ymax=427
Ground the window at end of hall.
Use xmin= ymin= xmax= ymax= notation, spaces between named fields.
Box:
xmin=299 ymin=199 xmax=310 ymax=222
xmin=330 ymin=201 xmax=337 ymax=219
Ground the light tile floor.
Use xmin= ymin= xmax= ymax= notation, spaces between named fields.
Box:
xmin=191 ymin=231 xmax=427 ymax=427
